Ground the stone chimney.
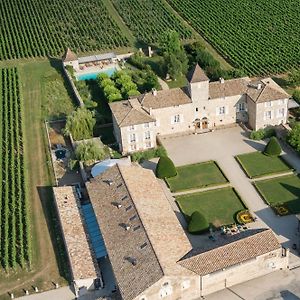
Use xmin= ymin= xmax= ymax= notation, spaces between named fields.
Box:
xmin=257 ymin=83 xmax=262 ymax=90
xmin=152 ymin=88 xmax=157 ymax=96
xmin=219 ymin=77 xmax=225 ymax=84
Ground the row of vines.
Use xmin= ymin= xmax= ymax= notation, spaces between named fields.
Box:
xmin=167 ymin=0 xmax=300 ymax=75
xmin=112 ymin=0 xmax=192 ymax=43
xmin=0 ymin=0 xmax=129 ymax=61
xmin=0 ymin=68 xmax=31 ymax=270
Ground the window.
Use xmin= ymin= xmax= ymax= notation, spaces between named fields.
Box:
xmin=265 ymin=111 xmax=272 ymax=120
xmin=265 ymin=101 xmax=272 ymax=107
xmin=140 ymin=242 xmax=147 ymax=249
xmin=278 ymin=108 xmax=285 ymax=118
xmin=130 ymin=144 xmax=137 ymax=151
xmin=144 ymin=123 xmax=149 ymax=128
xmin=129 ymin=125 xmax=135 ymax=131
xmin=126 ymin=205 xmax=132 ymax=211
xmin=129 ymin=133 xmax=136 ymax=143
xmin=219 ymin=106 xmax=226 ymax=115
xmin=145 ymin=141 xmax=151 ymax=148
xmin=196 ymin=107 xmax=198 ymax=112
xmin=173 ymin=114 xmax=180 ymax=123
xmin=145 ymin=131 xmax=151 ymax=140
xmin=237 ymin=103 xmax=245 ymax=112
xmin=278 ymin=99 xmax=285 ymax=105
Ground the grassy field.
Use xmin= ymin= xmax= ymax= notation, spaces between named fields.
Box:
xmin=236 ymin=152 xmax=292 ymax=178
xmin=167 ymin=161 xmax=228 ymax=192
xmin=167 ymin=0 xmax=300 ymax=75
xmin=255 ymin=175 xmax=300 ymax=214
xmin=0 ymin=59 xmax=74 ymax=298
xmin=176 ymin=187 xmax=246 ymax=228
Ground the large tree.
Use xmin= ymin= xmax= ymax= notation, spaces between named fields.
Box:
xmin=75 ymin=140 xmax=106 ymax=165
xmin=64 ymin=107 xmax=96 ymax=141
xmin=288 ymin=122 xmax=300 ymax=151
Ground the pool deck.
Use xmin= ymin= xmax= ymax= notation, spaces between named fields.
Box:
xmin=75 ymin=63 xmax=119 ymax=77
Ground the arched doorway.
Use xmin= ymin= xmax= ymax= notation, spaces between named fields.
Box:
xmin=201 ymin=117 xmax=208 ymax=129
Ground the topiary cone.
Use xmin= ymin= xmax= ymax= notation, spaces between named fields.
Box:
xmin=188 ymin=211 xmax=209 ymax=234
xmin=156 ymin=156 xmax=177 ymax=179
xmin=264 ymin=136 xmax=281 ymax=156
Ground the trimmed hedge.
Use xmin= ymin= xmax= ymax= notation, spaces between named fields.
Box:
xmin=188 ymin=211 xmax=209 ymax=234
xmin=131 ymin=146 xmax=167 ymax=162
xmin=156 ymin=156 xmax=177 ymax=179
xmin=264 ymin=137 xmax=281 ymax=156
xmin=250 ymin=127 xmax=275 ymax=140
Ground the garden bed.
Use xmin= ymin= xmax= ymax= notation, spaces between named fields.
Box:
xmin=176 ymin=187 xmax=246 ymax=228
xmin=254 ymin=175 xmax=300 ymax=214
xmin=166 ymin=161 xmax=228 ymax=192
xmin=236 ymin=151 xmax=292 ymax=178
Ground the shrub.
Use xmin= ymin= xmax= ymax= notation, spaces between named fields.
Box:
xmin=188 ymin=211 xmax=209 ymax=234
xmin=264 ymin=137 xmax=282 ymax=156
xmin=250 ymin=127 xmax=275 ymax=140
xmin=156 ymin=156 xmax=177 ymax=179
xmin=293 ymin=90 xmax=300 ymax=104
xmin=131 ymin=146 xmax=167 ymax=162
xmin=75 ymin=140 xmax=106 ymax=165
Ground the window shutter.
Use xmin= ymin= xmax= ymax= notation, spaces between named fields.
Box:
xmin=171 ymin=116 xmax=174 ymax=125
xmin=216 ymin=107 xmax=219 ymax=116
xmin=180 ymin=114 xmax=184 ymax=123
xmin=225 ymin=106 xmax=229 ymax=115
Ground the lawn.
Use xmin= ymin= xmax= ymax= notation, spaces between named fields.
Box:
xmin=166 ymin=161 xmax=228 ymax=192
xmin=236 ymin=152 xmax=292 ymax=178
xmin=176 ymin=187 xmax=246 ymax=228
xmin=255 ymin=175 xmax=300 ymax=214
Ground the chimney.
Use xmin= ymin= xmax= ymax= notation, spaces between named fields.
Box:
xmin=219 ymin=78 xmax=225 ymax=84
xmin=152 ymin=88 xmax=157 ymax=96
xmin=125 ymin=224 xmax=130 ymax=231
xmin=117 ymin=203 xmax=122 ymax=209
xmin=257 ymin=83 xmax=262 ymax=90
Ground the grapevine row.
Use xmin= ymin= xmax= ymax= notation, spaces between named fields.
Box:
xmin=0 ymin=67 xmax=30 ymax=269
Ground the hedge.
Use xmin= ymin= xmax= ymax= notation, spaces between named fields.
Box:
xmin=264 ymin=137 xmax=281 ymax=156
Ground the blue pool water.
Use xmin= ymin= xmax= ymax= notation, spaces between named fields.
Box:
xmin=77 ymin=67 xmax=117 ymax=81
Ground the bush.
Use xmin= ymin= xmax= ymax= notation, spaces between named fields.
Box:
xmin=156 ymin=156 xmax=177 ymax=179
xmin=293 ymin=90 xmax=300 ymax=104
xmin=131 ymin=146 xmax=167 ymax=162
xmin=250 ymin=127 xmax=275 ymax=140
xmin=264 ymin=137 xmax=282 ymax=156
xmin=188 ymin=211 xmax=209 ymax=234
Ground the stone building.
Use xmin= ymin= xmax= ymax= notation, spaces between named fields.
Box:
xmin=86 ymin=163 xmax=288 ymax=299
xmin=110 ymin=65 xmax=290 ymax=154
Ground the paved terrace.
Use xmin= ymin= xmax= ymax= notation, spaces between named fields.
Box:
xmin=159 ymin=126 xmax=300 ymax=265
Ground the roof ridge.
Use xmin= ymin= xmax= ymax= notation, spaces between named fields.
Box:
xmin=118 ymin=101 xmax=134 ymax=126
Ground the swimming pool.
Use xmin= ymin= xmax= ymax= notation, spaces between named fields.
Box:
xmin=77 ymin=67 xmax=117 ymax=81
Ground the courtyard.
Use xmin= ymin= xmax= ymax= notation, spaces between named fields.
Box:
xmin=166 ymin=161 xmax=228 ymax=192
xmin=176 ymin=187 xmax=246 ymax=228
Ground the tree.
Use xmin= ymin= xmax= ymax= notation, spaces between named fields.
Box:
xmin=188 ymin=211 xmax=209 ymax=234
xmin=288 ymin=122 xmax=300 ymax=151
xmin=264 ymin=136 xmax=282 ymax=156
xmin=293 ymin=90 xmax=300 ymax=104
xmin=64 ymin=107 xmax=96 ymax=141
xmin=75 ymin=140 xmax=106 ymax=165
xmin=156 ymin=156 xmax=177 ymax=179
xmin=165 ymin=54 xmax=182 ymax=79
xmin=159 ymin=30 xmax=182 ymax=55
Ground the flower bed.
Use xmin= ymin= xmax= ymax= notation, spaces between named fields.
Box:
xmin=236 ymin=210 xmax=254 ymax=224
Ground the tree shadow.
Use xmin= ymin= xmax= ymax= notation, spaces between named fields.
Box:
xmin=37 ymin=186 xmax=71 ymax=282
xmin=243 ymin=139 xmax=265 ymax=151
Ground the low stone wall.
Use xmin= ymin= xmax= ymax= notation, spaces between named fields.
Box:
xmin=63 ymin=67 xmax=84 ymax=107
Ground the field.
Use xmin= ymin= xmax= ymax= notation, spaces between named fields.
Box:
xmin=167 ymin=0 xmax=300 ymax=75
xmin=0 ymin=0 xmax=129 ymax=61
xmin=112 ymin=0 xmax=192 ymax=43
xmin=166 ymin=161 xmax=228 ymax=192
xmin=0 ymin=60 xmax=72 ymax=299
xmin=236 ymin=152 xmax=292 ymax=178
xmin=255 ymin=175 xmax=300 ymax=214
xmin=0 ymin=67 xmax=30 ymax=270
xmin=176 ymin=188 xmax=246 ymax=228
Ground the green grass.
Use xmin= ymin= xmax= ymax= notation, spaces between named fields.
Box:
xmin=236 ymin=152 xmax=292 ymax=178
xmin=166 ymin=161 xmax=228 ymax=192
xmin=167 ymin=74 xmax=188 ymax=89
xmin=176 ymin=187 xmax=246 ymax=228
xmin=255 ymin=175 xmax=300 ymax=214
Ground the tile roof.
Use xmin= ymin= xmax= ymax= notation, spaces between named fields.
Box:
xmin=86 ymin=164 xmax=193 ymax=300
xmin=247 ymin=78 xmax=290 ymax=103
xmin=109 ymin=99 xmax=155 ymax=127
xmin=53 ymin=186 xmax=99 ymax=281
xmin=62 ymin=48 xmax=78 ymax=62
xmin=187 ymin=64 xmax=209 ymax=83
xmin=209 ymin=77 xmax=250 ymax=99
xmin=138 ymin=88 xmax=192 ymax=109
xmin=178 ymin=229 xmax=280 ymax=276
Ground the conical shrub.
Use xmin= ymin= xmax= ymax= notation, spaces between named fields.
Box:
xmin=188 ymin=211 xmax=209 ymax=234
xmin=264 ymin=136 xmax=281 ymax=156
xmin=156 ymin=156 xmax=177 ymax=179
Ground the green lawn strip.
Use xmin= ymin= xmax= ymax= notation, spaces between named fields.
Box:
xmin=236 ymin=152 xmax=292 ymax=179
xmin=176 ymin=187 xmax=246 ymax=228
xmin=254 ymin=175 xmax=300 ymax=214
xmin=166 ymin=161 xmax=228 ymax=192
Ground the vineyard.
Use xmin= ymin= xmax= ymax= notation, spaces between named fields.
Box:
xmin=0 ymin=0 xmax=129 ymax=60
xmin=112 ymin=0 xmax=192 ymax=43
xmin=167 ymin=0 xmax=300 ymax=75
xmin=0 ymin=67 xmax=30 ymax=269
